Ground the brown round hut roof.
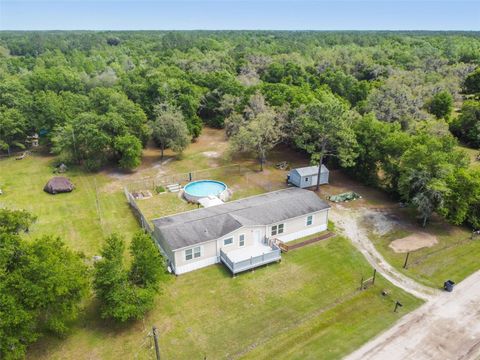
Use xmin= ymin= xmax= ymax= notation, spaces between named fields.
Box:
xmin=44 ymin=177 xmax=74 ymax=194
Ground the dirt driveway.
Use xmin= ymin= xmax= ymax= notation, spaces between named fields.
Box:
xmin=345 ymin=269 xmax=480 ymax=360
xmin=330 ymin=205 xmax=437 ymax=301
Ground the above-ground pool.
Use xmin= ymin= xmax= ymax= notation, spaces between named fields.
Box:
xmin=183 ymin=180 xmax=229 ymax=203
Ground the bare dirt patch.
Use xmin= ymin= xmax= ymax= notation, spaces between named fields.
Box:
xmin=389 ymin=232 xmax=438 ymax=253
xmin=363 ymin=210 xmax=402 ymax=236
xmin=202 ymin=151 xmax=220 ymax=158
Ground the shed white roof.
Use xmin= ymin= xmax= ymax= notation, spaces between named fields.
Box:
xmin=292 ymin=164 xmax=328 ymax=177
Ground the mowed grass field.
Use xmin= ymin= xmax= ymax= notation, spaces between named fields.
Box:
xmin=369 ymin=220 xmax=478 ymax=289
xmin=1 ymin=129 xmax=422 ymax=359
xmin=0 ymin=152 xmax=138 ymax=256
xmin=29 ymin=236 xmax=422 ymax=360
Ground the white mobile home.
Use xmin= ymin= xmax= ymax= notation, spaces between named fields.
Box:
xmin=288 ymin=165 xmax=329 ymax=188
xmin=152 ymin=188 xmax=330 ymax=275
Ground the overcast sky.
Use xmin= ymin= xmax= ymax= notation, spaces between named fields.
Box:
xmin=1 ymin=0 xmax=479 ymax=31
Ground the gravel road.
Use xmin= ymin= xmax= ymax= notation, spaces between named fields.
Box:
xmin=345 ymin=270 xmax=480 ymax=360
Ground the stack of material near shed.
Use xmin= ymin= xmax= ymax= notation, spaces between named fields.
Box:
xmin=44 ymin=177 xmax=74 ymax=194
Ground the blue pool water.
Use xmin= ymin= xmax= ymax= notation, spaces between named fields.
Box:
xmin=184 ymin=180 xmax=227 ymax=198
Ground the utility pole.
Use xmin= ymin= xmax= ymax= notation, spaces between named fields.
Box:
xmin=152 ymin=326 xmax=160 ymax=360
xmin=403 ymin=252 xmax=410 ymax=269
xmin=394 ymin=301 xmax=403 ymax=313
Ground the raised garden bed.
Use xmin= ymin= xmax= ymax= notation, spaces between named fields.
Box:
xmin=278 ymin=232 xmax=335 ymax=252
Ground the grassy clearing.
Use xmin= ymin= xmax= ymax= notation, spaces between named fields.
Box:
xmin=29 ymin=236 xmax=422 ymax=360
xmin=457 ymin=144 xmax=479 ymax=169
xmin=241 ymin=277 xmax=418 ymax=360
xmin=369 ymin=221 xmax=477 ymax=289
xmin=1 ymin=129 xmax=423 ymax=359
xmin=135 ymin=162 xmax=293 ymax=221
xmin=0 ymin=152 xmax=138 ymax=256
xmin=134 ymin=168 xmax=286 ymax=222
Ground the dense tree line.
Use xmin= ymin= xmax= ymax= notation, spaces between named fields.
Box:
xmin=93 ymin=232 xmax=165 ymax=322
xmin=1 ymin=31 xmax=480 ymax=227
xmin=0 ymin=209 xmax=88 ymax=360
xmin=0 ymin=209 xmax=165 ymax=359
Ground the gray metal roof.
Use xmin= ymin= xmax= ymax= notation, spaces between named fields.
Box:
xmin=153 ymin=187 xmax=330 ymax=251
xmin=292 ymin=164 xmax=328 ymax=177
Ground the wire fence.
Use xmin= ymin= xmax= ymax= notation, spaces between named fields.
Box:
xmin=124 ymin=187 xmax=153 ymax=234
xmin=408 ymin=236 xmax=475 ymax=267
xmin=124 ymin=164 xmax=244 ymax=193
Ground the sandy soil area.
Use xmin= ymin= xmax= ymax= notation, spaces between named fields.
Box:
xmin=330 ymin=206 xmax=437 ymax=301
xmin=389 ymin=232 xmax=438 ymax=253
xmin=345 ymin=269 xmax=480 ymax=360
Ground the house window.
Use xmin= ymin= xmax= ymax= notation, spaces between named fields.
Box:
xmin=306 ymin=215 xmax=313 ymax=226
xmin=271 ymin=223 xmax=285 ymax=236
xmin=239 ymin=234 xmax=245 ymax=247
xmin=305 ymin=177 xmax=309 ymax=182
xmin=185 ymin=246 xmax=201 ymax=261
xmin=223 ymin=237 xmax=233 ymax=246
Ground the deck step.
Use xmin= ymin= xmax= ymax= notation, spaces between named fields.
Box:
xmin=166 ymin=183 xmax=182 ymax=192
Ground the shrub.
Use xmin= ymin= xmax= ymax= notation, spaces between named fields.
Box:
xmin=155 ymin=185 xmax=165 ymax=194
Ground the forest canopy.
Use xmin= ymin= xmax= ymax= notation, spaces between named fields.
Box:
xmin=1 ymin=31 xmax=480 ymax=227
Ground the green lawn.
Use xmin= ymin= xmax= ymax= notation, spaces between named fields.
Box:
xmin=29 ymin=236 xmax=422 ymax=360
xmin=0 ymin=152 xmax=139 ymax=256
xmin=135 ymin=164 xmax=288 ymax=222
xmin=369 ymin=222 xmax=478 ymax=289
xmin=457 ymin=144 xmax=479 ymax=169
xmin=1 ymin=135 xmax=423 ymax=360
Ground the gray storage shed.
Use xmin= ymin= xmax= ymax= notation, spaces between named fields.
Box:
xmin=288 ymin=165 xmax=329 ymax=188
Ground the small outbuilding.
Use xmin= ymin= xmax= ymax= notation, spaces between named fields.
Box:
xmin=54 ymin=163 xmax=68 ymax=174
xmin=44 ymin=177 xmax=74 ymax=194
xmin=287 ymin=165 xmax=329 ymax=188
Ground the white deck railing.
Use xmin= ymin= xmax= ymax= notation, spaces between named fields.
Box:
xmin=220 ymin=243 xmax=281 ymax=275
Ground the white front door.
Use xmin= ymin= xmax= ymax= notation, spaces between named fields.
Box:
xmin=253 ymin=229 xmax=263 ymax=245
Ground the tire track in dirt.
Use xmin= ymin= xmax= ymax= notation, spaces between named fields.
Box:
xmin=330 ymin=206 xmax=438 ymax=301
